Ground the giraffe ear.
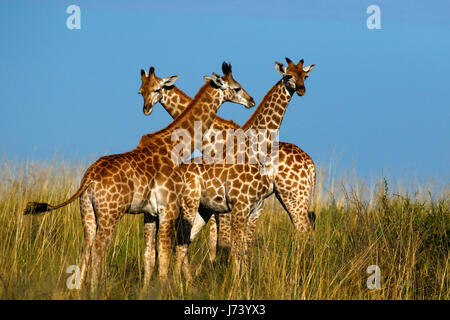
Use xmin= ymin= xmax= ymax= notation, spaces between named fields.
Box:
xmin=303 ymin=64 xmax=316 ymax=77
xmin=204 ymin=73 xmax=227 ymax=89
xmin=274 ymin=61 xmax=287 ymax=76
xmin=161 ymin=75 xmax=179 ymax=87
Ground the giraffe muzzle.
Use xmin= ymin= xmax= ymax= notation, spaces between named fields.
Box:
xmin=248 ymin=97 xmax=256 ymax=108
xmin=143 ymin=104 xmax=154 ymax=116
xmin=296 ymin=86 xmax=306 ymax=96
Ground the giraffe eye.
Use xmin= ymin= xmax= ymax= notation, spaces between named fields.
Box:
xmin=233 ymin=88 xmax=241 ymax=93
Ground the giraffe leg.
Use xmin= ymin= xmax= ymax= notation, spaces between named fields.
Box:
xmin=230 ymin=204 xmax=250 ymax=272
xmin=275 ymin=190 xmax=313 ymax=234
xmin=218 ymin=214 xmax=231 ymax=249
xmin=90 ymin=214 xmax=119 ymax=296
xmin=157 ymin=205 xmax=178 ymax=280
xmin=245 ymin=205 xmax=264 ymax=250
xmin=178 ymin=209 xmax=215 ymax=279
xmin=274 ymin=153 xmax=316 ymax=234
xmin=210 ymin=213 xmax=232 ymax=263
xmin=189 ymin=213 xmax=205 ymax=241
xmin=79 ymin=191 xmax=96 ymax=288
xmin=208 ymin=214 xmax=218 ymax=262
xmin=174 ymin=217 xmax=192 ymax=282
xmin=174 ymin=175 xmax=206 ymax=281
xmin=189 ymin=208 xmax=212 ymax=242
xmin=143 ymin=213 xmax=158 ymax=290
xmin=184 ymin=174 xmax=206 ymax=243
xmin=174 ymin=198 xmax=204 ymax=281
xmin=218 ymin=214 xmax=232 ymax=249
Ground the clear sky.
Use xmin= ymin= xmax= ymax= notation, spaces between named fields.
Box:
xmin=0 ymin=0 xmax=449 ymax=183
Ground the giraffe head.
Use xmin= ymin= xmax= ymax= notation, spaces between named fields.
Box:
xmin=139 ymin=67 xmax=179 ymax=115
xmin=274 ymin=57 xmax=315 ymax=96
xmin=203 ymin=62 xmax=255 ymax=108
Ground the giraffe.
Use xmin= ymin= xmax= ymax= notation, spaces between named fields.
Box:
xmin=139 ymin=58 xmax=316 ymax=264
xmin=23 ymin=62 xmax=255 ymax=292
xmin=176 ymin=58 xmax=316 ymax=272
xmin=172 ymin=155 xmax=278 ymax=275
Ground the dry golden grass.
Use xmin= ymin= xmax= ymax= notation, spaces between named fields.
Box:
xmin=0 ymin=157 xmax=448 ymax=299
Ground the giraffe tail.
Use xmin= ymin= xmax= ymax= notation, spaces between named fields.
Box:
xmin=24 ymin=180 xmax=91 ymax=215
xmin=307 ymin=161 xmax=317 ymax=230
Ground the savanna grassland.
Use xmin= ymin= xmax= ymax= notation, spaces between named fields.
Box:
xmin=0 ymin=157 xmax=448 ymax=299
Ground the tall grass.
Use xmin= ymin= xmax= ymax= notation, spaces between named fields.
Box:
xmin=0 ymin=158 xmax=448 ymax=299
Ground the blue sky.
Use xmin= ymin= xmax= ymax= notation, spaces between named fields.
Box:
xmin=0 ymin=0 xmax=449 ymax=183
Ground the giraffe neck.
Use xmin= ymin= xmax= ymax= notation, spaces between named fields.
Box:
xmin=161 ymin=85 xmax=241 ymax=131
xmin=137 ymin=83 xmax=224 ymax=149
xmin=233 ymin=80 xmax=291 ymax=164
xmin=159 ymin=79 xmax=292 ymax=134
xmin=160 ymin=87 xmax=191 ymax=118
xmin=151 ymin=79 xmax=294 ymax=164
xmin=242 ymin=79 xmax=292 ymax=132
